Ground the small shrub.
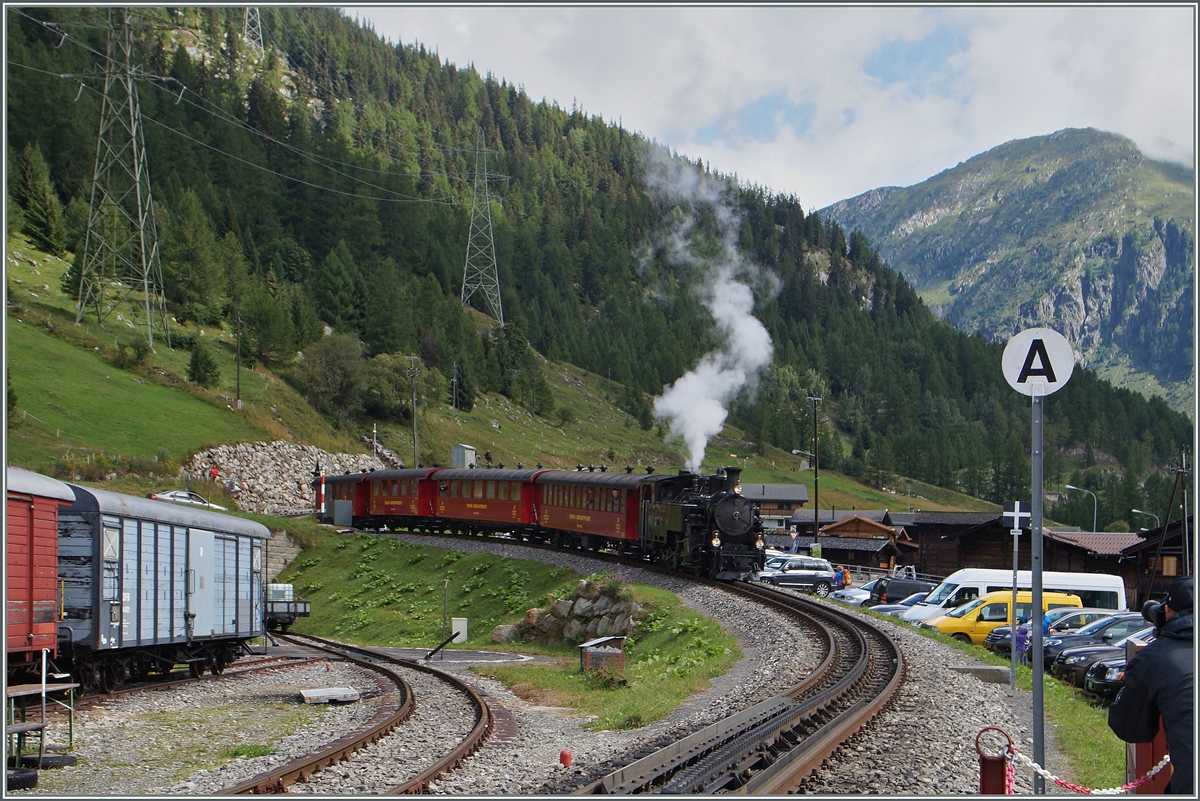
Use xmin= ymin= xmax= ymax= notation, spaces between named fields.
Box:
xmin=187 ymin=342 xmax=220 ymax=388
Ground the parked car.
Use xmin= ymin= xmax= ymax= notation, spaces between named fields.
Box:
xmin=1084 ymin=655 xmax=1130 ymax=701
xmin=1041 ymin=613 xmax=1147 ymax=669
xmin=147 ymin=490 xmax=227 ymax=511
xmin=830 ymin=578 xmax=881 ymax=606
xmin=984 ymin=608 xmax=1122 ymax=658
xmin=1049 ymin=625 xmax=1155 ymax=687
xmin=920 ymin=590 xmax=1082 ymax=645
xmin=869 ymin=577 xmax=936 ymax=606
xmin=761 ymin=556 xmax=838 ymax=596
xmin=870 ymin=592 xmax=929 ymax=616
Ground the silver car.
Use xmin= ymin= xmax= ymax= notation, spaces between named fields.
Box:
xmin=148 ymin=490 xmax=227 ymax=511
xmin=760 ymin=556 xmax=838 ymax=596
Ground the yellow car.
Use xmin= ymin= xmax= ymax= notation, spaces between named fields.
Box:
xmin=921 ymin=590 xmax=1082 ymax=645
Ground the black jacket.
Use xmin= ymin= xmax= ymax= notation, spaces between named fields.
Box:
xmin=1108 ymin=612 xmax=1194 ymax=794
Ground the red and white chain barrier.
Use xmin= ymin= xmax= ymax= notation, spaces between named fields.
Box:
xmin=1006 ymin=745 xmax=1171 ymax=795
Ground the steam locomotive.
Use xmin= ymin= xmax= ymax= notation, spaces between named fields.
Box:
xmin=314 ymin=465 xmax=765 ymax=580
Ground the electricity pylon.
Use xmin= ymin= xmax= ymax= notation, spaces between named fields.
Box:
xmin=243 ymin=7 xmax=264 ymax=54
xmin=460 ymin=127 xmax=504 ymax=325
xmin=76 ymin=7 xmax=170 ymax=349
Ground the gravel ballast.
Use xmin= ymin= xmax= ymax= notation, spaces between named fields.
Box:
xmin=15 ymin=534 xmax=1080 ymax=795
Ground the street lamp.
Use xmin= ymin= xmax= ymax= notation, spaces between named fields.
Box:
xmin=1131 ymin=508 xmax=1160 ymax=530
xmin=1064 ymin=484 xmax=1098 ymax=532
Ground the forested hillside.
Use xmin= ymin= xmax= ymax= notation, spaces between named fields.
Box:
xmin=5 ymin=7 xmax=1191 ymax=530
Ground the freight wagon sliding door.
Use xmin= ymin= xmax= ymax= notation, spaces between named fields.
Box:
xmin=189 ymin=529 xmax=215 ymax=637
xmin=215 ymin=536 xmax=236 ymax=636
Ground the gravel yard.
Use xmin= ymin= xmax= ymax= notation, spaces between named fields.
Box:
xmin=12 ymin=534 xmax=1079 ymax=795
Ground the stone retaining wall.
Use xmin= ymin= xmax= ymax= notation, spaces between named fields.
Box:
xmin=185 ymin=440 xmax=403 ymax=516
xmin=492 ymin=578 xmax=641 ymax=645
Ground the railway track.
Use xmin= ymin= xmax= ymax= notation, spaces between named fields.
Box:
xmin=578 ymin=583 xmax=903 ymax=794
xmin=388 ymin=529 xmax=905 ymax=794
xmin=218 ymin=633 xmax=491 ymax=794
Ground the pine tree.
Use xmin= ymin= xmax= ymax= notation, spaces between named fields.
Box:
xmin=16 ymin=143 xmax=66 ymax=255
xmin=187 ymin=342 xmax=221 ymax=388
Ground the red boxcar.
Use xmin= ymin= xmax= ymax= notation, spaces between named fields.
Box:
xmin=534 ymin=470 xmax=644 ymax=543
xmin=6 ymin=466 xmax=75 ymax=670
xmin=431 ymin=469 xmax=542 ymax=529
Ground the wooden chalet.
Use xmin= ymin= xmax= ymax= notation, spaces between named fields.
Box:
xmin=929 ymin=516 xmax=1140 ymax=607
xmin=738 ymin=483 xmax=808 ymax=533
xmin=1119 ymin=515 xmax=1194 ymax=607
xmin=773 ymin=510 xmax=913 ymax=571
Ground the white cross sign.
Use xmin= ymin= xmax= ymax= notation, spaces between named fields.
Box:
xmin=1002 ymin=501 xmax=1030 ymax=530
xmin=1002 ymin=328 xmax=1075 ymax=396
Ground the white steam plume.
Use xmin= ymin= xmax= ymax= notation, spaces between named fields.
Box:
xmin=643 ymin=147 xmax=777 ymax=472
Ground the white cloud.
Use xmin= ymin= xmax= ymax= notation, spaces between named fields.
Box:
xmin=344 ymin=6 xmax=1195 ymax=209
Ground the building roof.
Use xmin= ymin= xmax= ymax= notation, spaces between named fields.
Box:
xmin=764 ymin=534 xmax=897 ymax=555
xmin=738 ymin=483 xmax=808 ymax=503
xmin=907 ymin=511 xmax=1000 ymax=526
xmin=789 ymin=509 xmax=891 ymax=525
xmin=1043 ymin=529 xmax=1141 ymax=556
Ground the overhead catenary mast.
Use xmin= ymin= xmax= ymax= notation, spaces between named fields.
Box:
xmin=460 ymin=127 xmax=504 ymax=325
xmin=75 ymin=7 xmax=171 ymax=350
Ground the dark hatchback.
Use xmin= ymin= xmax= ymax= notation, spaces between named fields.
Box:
xmin=1049 ymin=625 xmax=1156 ymax=687
xmin=1040 ymin=613 xmax=1147 ymax=669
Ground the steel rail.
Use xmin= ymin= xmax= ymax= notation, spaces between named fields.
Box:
xmin=229 ymin=633 xmax=495 ymax=794
xmin=217 ymin=637 xmax=414 ymax=794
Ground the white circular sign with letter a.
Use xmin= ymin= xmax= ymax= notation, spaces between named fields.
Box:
xmin=1002 ymin=327 xmax=1075 ymax=396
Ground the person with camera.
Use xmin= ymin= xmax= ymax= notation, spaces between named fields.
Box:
xmin=1108 ymin=575 xmax=1193 ymax=794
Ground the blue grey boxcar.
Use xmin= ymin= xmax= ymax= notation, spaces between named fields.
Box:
xmin=57 ymin=484 xmax=270 ymax=693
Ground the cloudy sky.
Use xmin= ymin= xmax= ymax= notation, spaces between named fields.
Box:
xmin=342 ymin=5 xmax=1195 ymax=210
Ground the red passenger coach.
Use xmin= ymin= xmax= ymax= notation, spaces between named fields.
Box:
xmin=6 ymin=466 xmax=76 ymax=672
xmin=432 ymin=469 xmax=541 ymax=531
xmin=317 ymin=469 xmax=441 ymax=528
xmin=534 ymin=470 xmax=643 ymax=545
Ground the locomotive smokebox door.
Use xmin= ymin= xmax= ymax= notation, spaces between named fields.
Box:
xmin=714 ymin=495 xmax=754 ymax=537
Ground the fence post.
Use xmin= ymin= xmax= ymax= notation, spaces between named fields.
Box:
xmin=977 ymin=727 xmax=1012 ymax=794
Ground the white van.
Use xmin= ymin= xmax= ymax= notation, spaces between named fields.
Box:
xmin=898 ymin=569 xmax=1126 ymax=624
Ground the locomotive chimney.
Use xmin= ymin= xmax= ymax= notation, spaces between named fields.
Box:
xmin=723 ymin=467 xmax=743 ymax=493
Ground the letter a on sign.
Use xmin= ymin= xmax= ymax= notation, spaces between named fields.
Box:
xmin=1002 ymin=328 xmax=1074 ymax=396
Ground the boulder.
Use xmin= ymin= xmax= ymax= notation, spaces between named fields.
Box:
xmin=613 ymin=613 xmax=630 ymax=635
xmin=610 ymin=601 xmax=627 ymax=616
xmin=553 ymin=598 xmax=574 ymax=618
xmin=537 ymin=613 xmax=558 ymax=633
xmin=576 ymin=579 xmax=589 ymax=596
xmin=525 ymin=608 xmax=544 ymax=628
xmin=562 ymin=619 xmax=585 ymax=639
xmin=586 ymin=617 xmax=600 ymax=637
xmin=573 ymin=598 xmax=594 ymax=618
xmin=597 ymin=615 xmax=614 ymax=637
xmin=593 ymin=596 xmax=612 ymax=615
xmin=491 ymin=625 xmax=519 ymax=644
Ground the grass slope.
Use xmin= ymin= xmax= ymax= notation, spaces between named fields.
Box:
xmin=281 ymin=530 xmax=739 ymax=731
xmin=6 ymin=318 xmax=269 ymax=470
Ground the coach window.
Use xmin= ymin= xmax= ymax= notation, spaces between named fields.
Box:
xmin=498 ymin=482 xmax=508 ymax=501
xmin=392 ymin=480 xmax=399 ymax=496
xmin=512 ymin=483 xmax=521 ymax=502
xmin=486 ymin=481 xmax=496 ymax=500
xmin=473 ymin=481 xmax=484 ymax=500
xmin=373 ymin=481 xmax=380 ymax=497
xmin=450 ymin=480 xmax=460 ymax=498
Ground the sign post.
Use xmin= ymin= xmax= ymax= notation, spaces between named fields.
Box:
xmin=1002 ymin=501 xmax=1031 ymax=692
xmin=1003 ymin=327 xmax=1074 ymax=794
